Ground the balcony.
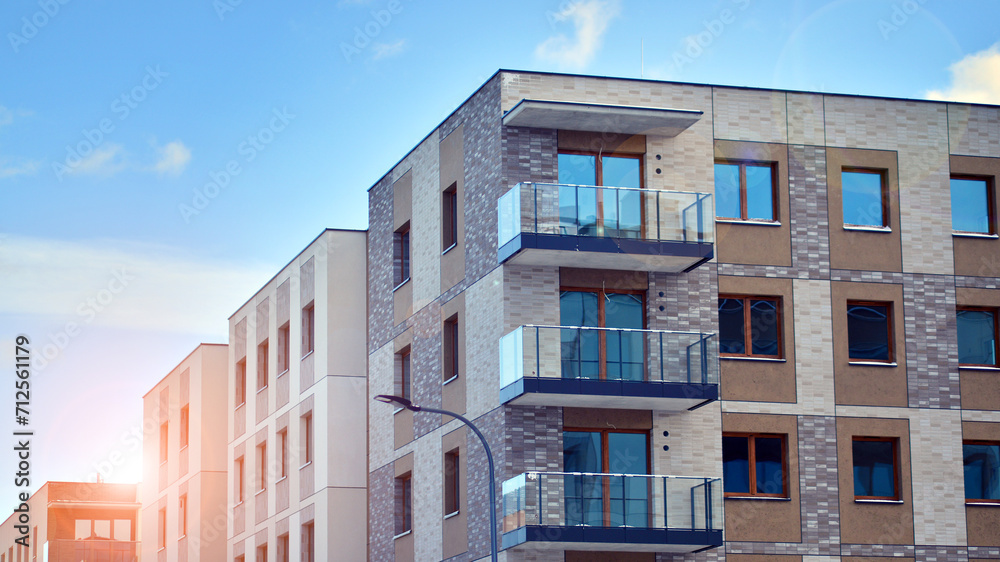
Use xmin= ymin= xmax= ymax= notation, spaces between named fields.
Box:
xmin=497 ymin=183 xmax=713 ymax=273
xmin=499 ymin=326 xmax=718 ymax=411
xmin=502 ymin=472 xmax=722 ymax=554
xmin=52 ymin=539 xmax=139 ymax=561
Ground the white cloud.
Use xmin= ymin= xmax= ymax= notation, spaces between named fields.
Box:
xmin=0 ymin=235 xmax=275 ymax=338
xmin=68 ymin=143 xmax=127 ymax=177
xmin=0 ymin=157 xmax=40 ymax=178
xmin=372 ymin=39 xmax=406 ymax=60
xmin=535 ymin=0 xmax=620 ymax=69
xmin=152 ymin=140 xmax=191 ymax=175
xmin=926 ymin=43 xmax=1000 ymax=105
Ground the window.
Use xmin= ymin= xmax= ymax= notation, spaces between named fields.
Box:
xmin=957 ymin=307 xmax=998 ymax=367
xmin=397 ymin=348 xmax=411 ymax=401
xmin=718 ymin=296 xmax=782 ymax=358
xmin=722 ymin=433 xmax=788 ymax=497
xmin=847 ymin=301 xmax=893 ymax=362
xmin=951 ymin=176 xmax=995 ymax=234
xmin=278 ymin=429 xmax=288 ymax=479
xmin=159 ymin=422 xmax=168 ymax=464
xmin=302 ymin=414 xmax=313 ymax=465
xmin=256 ymin=544 xmax=267 ymax=562
xmin=277 ymin=533 xmax=290 ymax=562
xmin=558 ymin=152 xmax=643 ymax=238
xmin=444 ymin=449 xmax=460 ymax=516
xmin=714 ymin=161 xmax=776 ymax=221
xmin=560 ymin=288 xmax=644 ymax=380
xmin=236 ymin=358 xmax=247 ymax=406
xmin=852 ymin=437 xmax=899 ymax=500
xmin=443 ymin=183 xmax=458 ymax=251
xmin=302 ymin=301 xmax=315 ymax=357
xmin=179 ymin=405 xmax=189 ymax=449
xmin=179 ymin=494 xmax=187 ymax=537
xmin=236 ymin=456 xmax=245 ymax=503
xmin=394 ymin=223 xmax=411 ymax=287
xmin=277 ymin=322 xmax=290 ymax=374
xmin=563 ymin=429 xmax=649 ymax=526
xmin=964 ymin=441 xmax=1000 ymax=503
xmin=302 ymin=522 xmax=314 ymax=562
xmin=157 ymin=508 xmax=166 ymax=549
xmin=257 ymin=442 xmax=267 ymax=492
xmin=395 ymin=473 xmax=412 ymax=535
xmin=842 ymin=169 xmax=888 ymax=227
xmin=257 ymin=340 xmax=269 ymax=390
xmin=443 ymin=316 xmax=459 ymax=383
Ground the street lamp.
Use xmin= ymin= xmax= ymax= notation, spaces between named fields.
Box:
xmin=374 ymin=394 xmax=498 ymax=562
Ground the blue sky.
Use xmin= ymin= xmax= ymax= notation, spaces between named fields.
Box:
xmin=1 ymin=0 xmax=999 ymax=507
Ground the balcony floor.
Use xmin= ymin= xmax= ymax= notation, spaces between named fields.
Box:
xmin=499 ymin=233 xmax=713 ymax=273
xmin=500 ymin=377 xmax=718 ymax=411
xmin=503 ymin=525 xmax=722 ymax=553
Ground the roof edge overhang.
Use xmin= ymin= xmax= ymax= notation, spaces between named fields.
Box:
xmin=502 ymin=98 xmax=703 ymax=137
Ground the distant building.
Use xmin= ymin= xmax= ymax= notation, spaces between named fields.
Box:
xmin=0 ymin=481 xmax=139 ymax=562
xmin=141 ymin=343 xmax=229 ymax=562
xmin=226 ymin=229 xmax=368 ymax=562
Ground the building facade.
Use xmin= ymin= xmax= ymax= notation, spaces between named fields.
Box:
xmin=226 ymin=229 xmax=368 ymax=562
xmin=365 ymin=70 xmax=1000 ymax=562
xmin=141 ymin=343 xmax=229 ymax=562
xmin=0 ymin=481 xmax=139 ymax=562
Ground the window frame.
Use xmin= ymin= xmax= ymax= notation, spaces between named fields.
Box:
xmin=718 ymin=295 xmax=783 ymax=359
xmin=442 ymin=183 xmax=458 ymax=252
xmin=235 ymin=358 xmax=247 ymax=407
xmin=277 ymin=533 xmax=290 ymax=562
xmin=394 ymin=222 xmax=411 ymax=289
xmin=159 ymin=421 xmax=168 ymax=465
xmin=397 ymin=347 xmax=411 ymax=401
xmin=257 ymin=441 xmax=267 ymax=492
xmin=395 ymin=473 xmax=413 ymax=536
xmin=561 ymin=427 xmax=651 ymax=527
xmin=963 ymin=439 xmax=1000 ymax=504
xmin=179 ymin=405 xmax=189 ymax=449
xmin=957 ymin=306 xmax=999 ymax=368
xmin=444 ymin=449 xmax=460 ymax=517
xmin=301 ymin=413 xmax=313 ymax=466
xmin=443 ymin=315 xmax=459 ymax=384
xmin=841 ymin=167 xmax=890 ymax=229
xmin=157 ymin=508 xmax=166 ymax=550
xmin=557 ymin=150 xmax=646 ymax=238
xmin=302 ymin=522 xmax=314 ymax=562
xmin=560 ymin=286 xmax=647 ymax=380
xmin=235 ymin=456 xmax=245 ymax=504
xmin=950 ymin=174 xmax=996 ymax=236
xmin=301 ymin=301 xmax=315 ymax=358
xmin=278 ymin=429 xmax=288 ymax=479
xmin=714 ymin=160 xmax=778 ymax=222
xmin=178 ymin=494 xmax=187 ymax=538
xmin=277 ymin=322 xmax=290 ymax=375
xmin=722 ymin=432 xmax=789 ymax=498
xmin=846 ymin=300 xmax=895 ymax=363
xmin=851 ymin=436 xmax=900 ymax=501
xmin=257 ymin=340 xmax=269 ymax=391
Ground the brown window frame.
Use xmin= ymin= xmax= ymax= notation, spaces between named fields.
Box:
xmin=277 ymin=533 xmax=290 ymax=562
xmin=277 ymin=322 xmax=290 ymax=375
xmin=395 ymin=473 xmax=413 ymax=535
xmin=397 ymin=347 xmax=411 ymax=400
xmin=256 ymin=544 xmax=267 ymax=562
xmin=558 ymin=150 xmax=646 ymax=235
xmin=714 ymin=160 xmax=778 ymax=222
xmin=235 ymin=456 xmax=245 ymax=503
xmin=302 ymin=413 xmax=313 ymax=465
xmin=235 ymin=358 xmax=247 ymax=407
xmin=442 ymin=183 xmax=458 ymax=252
xmin=302 ymin=521 xmax=314 ymax=562
xmin=852 ymin=436 xmax=900 ymax=501
xmin=562 ymin=426 xmax=651 ymax=526
xmin=157 ymin=507 xmax=166 ymax=549
xmin=179 ymin=405 xmax=189 ymax=449
xmin=957 ymin=306 xmax=999 ymax=367
xmin=159 ymin=422 xmax=168 ymax=464
xmin=560 ymin=286 xmax=647 ymax=380
xmin=443 ymin=315 xmax=459 ymax=383
xmin=257 ymin=340 xmax=269 ymax=391
xmin=394 ymin=222 xmax=411 ymax=288
xmin=963 ymin=439 xmax=1000 ymax=504
xmin=718 ymin=295 xmax=783 ymax=359
xmin=257 ymin=441 xmax=267 ymax=492
xmin=721 ymin=432 xmax=789 ymax=498
xmin=278 ymin=429 xmax=288 ymax=478
xmin=444 ymin=449 xmax=460 ymax=516
xmin=842 ymin=167 xmax=890 ymax=228
xmin=846 ymin=300 xmax=895 ymax=363
xmin=301 ymin=301 xmax=315 ymax=358
xmin=179 ymin=494 xmax=187 ymax=537
xmin=951 ymin=174 xmax=996 ymax=235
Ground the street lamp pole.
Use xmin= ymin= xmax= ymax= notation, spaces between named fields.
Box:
xmin=374 ymin=395 xmax=499 ymax=562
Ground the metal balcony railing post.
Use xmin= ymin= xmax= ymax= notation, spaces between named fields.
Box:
xmin=701 ymin=336 xmax=708 ymax=384
xmin=705 ymin=478 xmax=712 ymax=530
xmin=535 ymin=327 xmax=540 ymax=380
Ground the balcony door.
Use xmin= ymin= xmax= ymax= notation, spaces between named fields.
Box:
xmin=558 ymin=152 xmax=643 ymax=239
xmin=564 ymin=429 xmax=650 ymax=527
xmin=560 ymin=289 xmax=644 ymax=381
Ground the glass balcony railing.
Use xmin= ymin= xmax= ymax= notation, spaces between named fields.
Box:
xmin=499 ymin=325 xmax=718 ymax=410
xmin=502 ymin=471 xmax=722 ymax=552
xmin=53 ymin=539 xmax=139 ymax=561
xmin=498 ymin=182 xmax=713 ymax=248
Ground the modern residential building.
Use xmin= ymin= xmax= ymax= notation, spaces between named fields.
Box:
xmin=0 ymin=481 xmax=140 ymax=562
xmin=141 ymin=343 xmax=229 ymax=562
xmin=363 ymin=69 xmax=1000 ymax=562
xmin=226 ymin=229 xmax=368 ymax=562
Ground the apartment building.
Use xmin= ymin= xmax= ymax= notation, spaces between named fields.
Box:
xmin=226 ymin=229 xmax=368 ymax=562
xmin=0 ymin=481 xmax=139 ymax=562
xmin=141 ymin=343 xmax=229 ymax=562
xmin=365 ymin=70 xmax=1000 ymax=562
